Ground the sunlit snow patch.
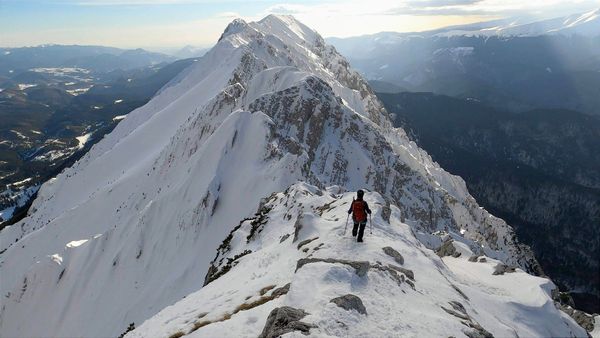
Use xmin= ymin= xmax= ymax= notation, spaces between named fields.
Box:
xmin=49 ymin=254 xmax=63 ymax=265
xmin=76 ymin=133 xmax=92 ymax=149
xmin=10 ymin=130 xmax=27 ymax=139
xmin=66 ymin=239 xmax=88 ymax=248
xmin=18 ymin=84 xmax=37 ymax=90
xmin=66 ymin=87 xmax=91 ymax=96
xmin=10 ymin=177 xmax=32 ymax=188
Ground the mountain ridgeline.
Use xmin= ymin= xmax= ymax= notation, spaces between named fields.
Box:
xmin=0 ymin=15 xmax=594 ymax=337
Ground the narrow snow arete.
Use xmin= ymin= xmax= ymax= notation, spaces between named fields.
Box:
xmin=0 ymin=15 xmax=590 ymax=337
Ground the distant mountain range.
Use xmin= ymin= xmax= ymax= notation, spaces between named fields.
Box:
xmin=171 ymin=45 xmax=210 ymax=59
xmin=0 ymin=45 xmax=175 ymax=76
xmin=328 ymin=9 xmax=600 ymax=116
xmin=425 ymin=8 xmax=600 ymax=37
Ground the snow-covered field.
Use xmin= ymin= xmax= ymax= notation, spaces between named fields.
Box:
xmin=17 ymin=83 xmax=37 ymax=90
xmin=66 ymin=86 xmax=92 ymax=96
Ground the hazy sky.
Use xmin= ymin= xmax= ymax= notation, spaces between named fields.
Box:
xmin=1 ymin=0 xmax=599 ymax=50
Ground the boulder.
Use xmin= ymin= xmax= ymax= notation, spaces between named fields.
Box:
xmin=258 ymin=306 xmax=315 ymax=338
xmin=387 ymin=264 xmax=415 ymax=281
xmin=436 ymin=240 xmax=461 ymax=258
xmin=271 ymin=283 xmax=291 ymax=297
xmin=330 ymin=294 xmax=367 ymax=315
xmin=492 ymin=264 xmax=516 ymax=275
xmin=382 ymin=246 xmax=404 ymax=265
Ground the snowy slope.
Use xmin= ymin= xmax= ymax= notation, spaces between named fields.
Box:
xmin=129 ymin=183 xmax=587 ymax=338
xmin=0 ymin=14 xmax=579 ymax=337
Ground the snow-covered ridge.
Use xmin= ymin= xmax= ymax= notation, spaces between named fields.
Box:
xmin=0 ymin=14 xmax=578 ymax=337
xmin=129 ymin=183 xmax=587 ymax=338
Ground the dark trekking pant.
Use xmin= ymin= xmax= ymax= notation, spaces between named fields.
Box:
xmin=352 ymin=221 xmax=367 ymax=242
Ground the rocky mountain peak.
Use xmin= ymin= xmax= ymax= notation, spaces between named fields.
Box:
xmin=218 ymin=18 xmax=252 ymax=42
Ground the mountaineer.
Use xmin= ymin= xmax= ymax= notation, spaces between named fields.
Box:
xmin=347 ymin=189 xmax=372 ymax=242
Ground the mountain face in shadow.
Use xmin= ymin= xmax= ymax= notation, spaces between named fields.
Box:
xmin=377 ymin=91 xmax=600 ymax=313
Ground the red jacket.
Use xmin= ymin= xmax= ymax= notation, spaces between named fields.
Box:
xmin=348 ymin=199 xmax=371 ymax=222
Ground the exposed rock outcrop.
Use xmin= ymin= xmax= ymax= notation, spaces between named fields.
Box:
xmin=382 ymin=246 xmax=404 ymax=265
xmin=436 ymin=239 xmax=461 ymax=258
xmin=296 ymin=258 xmax=370 ymax=277
xmin=258 ymin=306 xmax=315 ymax=338
xmin=492 ymin=264 xmax=516 ymax=275
xmin=330 ymin=294 xmax=367 ymax=315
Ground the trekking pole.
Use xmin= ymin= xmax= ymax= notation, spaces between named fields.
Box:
xmin=369 ymin=214 xmax=373 ymax=234
xmin=343 ymin=214 xmax=349 ymax=235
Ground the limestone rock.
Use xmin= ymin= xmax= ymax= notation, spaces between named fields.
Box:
xmin=330 ymin=294 xmax=367 ymax=315
xmin=436 ymin=240 xmax=461 ymax=258
xmin=258 ymin=306 xmax=315 ymax=338
xmin=382 ymin=246 xmax=405 ymax=265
